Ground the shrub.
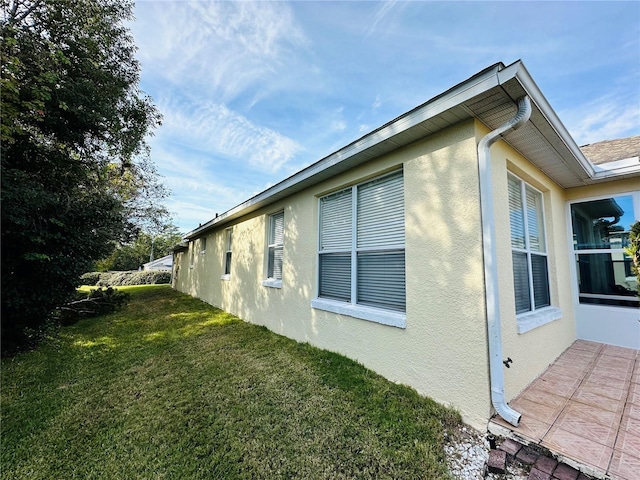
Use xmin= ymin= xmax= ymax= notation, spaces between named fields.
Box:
xmin=79 ymin=272 xmax=102 ymax=286
xmin=96 ymin=270 xmax=171 ymax=287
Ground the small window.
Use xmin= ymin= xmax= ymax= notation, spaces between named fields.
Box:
xmin=200 ymin=237 xmax=207 ymax=254
xmin=189 ymin=243 xmax=195 ymax=269
xmin=266 ymin=211 xmax=284 ymax=282
xmin=223 ymin=228 xmax=232 ymax=277
xmin=508 ymin=174 xmax=550 ymax=314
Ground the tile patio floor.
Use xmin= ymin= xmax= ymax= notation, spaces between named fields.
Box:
xmin=489 ymin=340 xmax=640 ymax=480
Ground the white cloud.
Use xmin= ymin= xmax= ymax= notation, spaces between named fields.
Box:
xmin=563 ymin=94 xmax=640 ymax=146
xmin=365 ymin=0 xmax=401 ymax=37
xmin=372 ymin=94 xmax=382 ymax=111
xmin=133 ymin=1 xmax=308 ymax=102
xmin=158 ymin=98 xmax=302 ymax=173
xmin=153 ymin=148 xmax=255 ymax=230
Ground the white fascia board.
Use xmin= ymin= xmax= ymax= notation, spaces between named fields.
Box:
xmin=503 ymin=62 xmax=597 ymax=179
xmin=592 ymin=156 xmax=640 ymax=180
xmin=506 ymin=62 xmax=640 ymax=183
xmin=185 ymin=64 xmax=506 ymax=239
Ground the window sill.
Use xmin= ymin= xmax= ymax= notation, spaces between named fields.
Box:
xmin=262 ymin=279 xmax=282 ymax=289
xmin=311 ymin=298 xmax=406 ymax=328
xmin=220 ymin=274 xmax=231 ymax=281
xmin=517 ymin=307 xmax=562 ymax=334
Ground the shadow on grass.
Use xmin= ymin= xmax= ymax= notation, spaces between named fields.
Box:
xmin=2 ymin=285 xmax=462 ymax=480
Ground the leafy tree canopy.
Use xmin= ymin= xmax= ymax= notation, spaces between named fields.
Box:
xmin=96 ymin=226 xmax=184 ymax=272
xmin=1 ymin=0 xmax=166 ymax=354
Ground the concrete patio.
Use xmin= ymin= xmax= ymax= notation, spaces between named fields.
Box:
xmin=489 ymin=340 xmax=639 ymax=480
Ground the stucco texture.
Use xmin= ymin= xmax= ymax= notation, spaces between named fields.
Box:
xmin=479 ymin=122 xmax=577 ymax=403
xmin=174 ymin=121 xmax=497 ymax=428
xmin=173 ymin=119 xmax=605 ymax=429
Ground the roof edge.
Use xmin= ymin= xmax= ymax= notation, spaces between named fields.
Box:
xmin=184 ymin=63 xmax=508 ymax=239
xmin=503 ymin=61 xmax=597 ymax=179
xmin=184 ymin=60 xmax=640 ymax=240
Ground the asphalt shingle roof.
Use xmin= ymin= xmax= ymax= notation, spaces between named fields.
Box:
xmin=579 ymin=135 xmax=640 ymax=165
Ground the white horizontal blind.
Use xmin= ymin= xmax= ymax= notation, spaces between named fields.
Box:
xmin=224 ymin=229 xmax=232 ymax=275
xmin=268 ymin=247 xmax=283 ymax=280
xmin=268 ymin=211 xmax=284 ymax=280
xmin=357 ymin=172 xmax=404 ymax=249
xmin=512 ymin=251 xmax=531 ymax=314
xmin=320 ymin=189 xmax=352 ymax=251
xmin=526 ymin=186 xmax=545 ymax=253
xmin=508 ymin=176 xmax=525 ymax=249
xmin=508 ymin=174 xmax=550 ymax=314
xmin=357 ymin=251 xmax=405 ymax=311
xmin=531 ymin=254 xmax=550 ymax=308
xmin=319 ymin=253 xmax=351 ymax=301
xmin=226 ymin=228 xmax=233 ymax=251
xmin=318 ymin=171 xmax=406 ymax=313
xmin=270 ymin=211 xmax=284 ymax=245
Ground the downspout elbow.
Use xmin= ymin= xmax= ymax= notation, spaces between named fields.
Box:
xmin=478 ymin=96 xmax=531 ymax=427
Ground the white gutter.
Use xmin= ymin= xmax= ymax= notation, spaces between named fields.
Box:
xmin=478 ymin=95 xmax=532 ymax=427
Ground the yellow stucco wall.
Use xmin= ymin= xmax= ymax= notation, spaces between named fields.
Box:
xmin=174 ymin=120 xmax=495 ymax=428
xmin=479 ymin=122 xmax=577 ymax=402
xmin=174 ymin=120 xmax=628 ymax=428
xmin=565 ymin=177 xmax=640 ymax=202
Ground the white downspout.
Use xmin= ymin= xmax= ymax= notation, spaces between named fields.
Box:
xmin=478 ymin=95 xmax=531 ymax=427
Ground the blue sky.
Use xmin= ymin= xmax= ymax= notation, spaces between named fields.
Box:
xmin=130 ymin=1 xmax=640 ymax=233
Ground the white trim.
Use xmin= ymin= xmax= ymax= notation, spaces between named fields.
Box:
xmin=262 ymin=279 xmax=282 ymax=289
xmin=592 ymin=156 xmax=640 ymax=179
xmin=311 ymin=298 xmax=406 ymax=328
xmin=516 ymin=307 xmax=562 ymax=334
xmin=220 ymin=274 xmax=231 ymax=281
xmin=578 ymin=293 xmax=637 ymax=301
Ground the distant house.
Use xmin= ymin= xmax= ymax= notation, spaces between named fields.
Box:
xmin=172 ymin=60 xmax=639 ymax=430
xmin=142 ymin=254 xmax=172 ymax=271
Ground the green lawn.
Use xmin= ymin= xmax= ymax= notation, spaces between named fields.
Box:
xmin=1 ymin=285 xmax=461 ymax=479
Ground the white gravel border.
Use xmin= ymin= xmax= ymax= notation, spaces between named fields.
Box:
xmin=444 ymin=425 xmax=529 ymax=479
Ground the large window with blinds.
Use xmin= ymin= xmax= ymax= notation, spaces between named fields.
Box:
xmin=266 ymin=211 xmax=284 ymax=284
xmin=316 ymin=171 xmax=405 ymax=317
xmin=508 ymin=174 xmax=550 ymax=315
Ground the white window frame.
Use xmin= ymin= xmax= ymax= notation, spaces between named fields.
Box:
xmin=263 ymin=211 xmax=284 ymax=289
xmin=189 ymin=242 xmax=195 ymax=269
xmin=221 ymin=228 xmax=232 ymax=280
xmin=200 ymin=236 xmax=207 ymax=255
xmin=567 ymin=191 xmax=640 ymax=308
xmin=311 ymin=170 xmax=406 ymax=328
xmin=507 ymin=173 xmax=561 ymax=333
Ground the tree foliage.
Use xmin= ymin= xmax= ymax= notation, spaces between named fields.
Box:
xmin=1 ymin=0 xmax=164 ymax=354
xmin=627 ymin=221 xmax=640 ymax=294
xmin=95 ymin=227 xmax=183 ymax=272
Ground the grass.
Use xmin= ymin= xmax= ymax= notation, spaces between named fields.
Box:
xmin=1 ymin=285 xmax=461 ymax=479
